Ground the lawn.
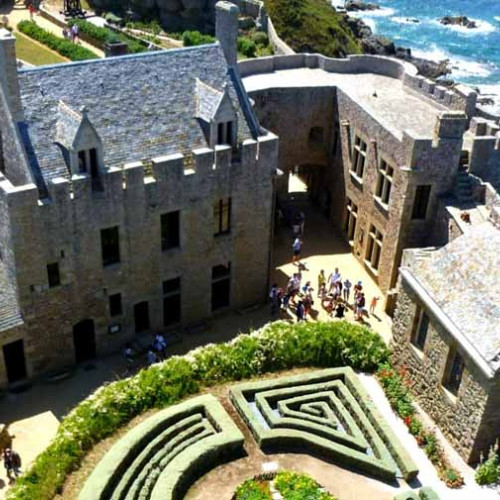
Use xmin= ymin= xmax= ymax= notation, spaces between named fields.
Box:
xmin=15 ymin=32 xmax=67 ymax=66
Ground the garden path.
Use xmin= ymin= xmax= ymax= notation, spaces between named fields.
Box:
xmin=0 ymin=0 xmax=104 ymax=58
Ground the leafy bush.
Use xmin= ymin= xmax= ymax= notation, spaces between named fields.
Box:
xmin=235 ymin=471 xmax=336 ymax=499
xmin=265 ymin=0 xmax=361 ymax=57
xmin=274 ymin=471 xmax=336 ymax=499
xmin=17 ymin=21 xmax=98 ymax=61
xmin=8 ymin=321 xmax=388 ymax=500
xmin=475 ymin=447 xmax=500 ymax=485
xmin=238 ymin=37 xmax=257 ymax=58
xmin=67 ymin=20 xmax=146 ymax=53
xmin=182 ymin=30 xmax=215 ymax=47
xmin=250 ymin=31 xmax=269 ymax=47
xmin=377 ymin=364 xmax=464 ymax=489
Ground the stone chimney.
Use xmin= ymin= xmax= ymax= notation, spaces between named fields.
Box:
xmin=0 ymin=29 xmax=23 ymax=122
xmin=215 ymin=1 xmax=239 ymax=67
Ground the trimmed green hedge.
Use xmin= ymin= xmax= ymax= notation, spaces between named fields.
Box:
xmin=7 ymin=321 xmax=389 ymax=500
xmin=17 ymin=21 xmax=98 ymax=62
xmin=67 ymin=20 xmax=147 ymax=53
xmin=79 ymin=395 xmax=245 ymax=500
xmin=182 ymin=30 xmax=215 ymax=47
xmin=230 ymin=367 xmax=418 ymax=482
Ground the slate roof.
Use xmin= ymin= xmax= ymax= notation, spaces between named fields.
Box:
xmin=0 ymin=262 xmax=23 ymax=333
xmin=16 ymin=44 xmax=253 ymax=186
xmin=195 ymin=79 xmax=224 ymax=122
xmin=410 ymin=223 xmax=500 ymax=372
xmin=55 ymin=101 xmax=84 ymax=150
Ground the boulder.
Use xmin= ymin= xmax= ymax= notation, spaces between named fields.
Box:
xmin=345 ymin=0 xmax=380 ymax=11
xmin=362 ymin=34 xmax=395 ymax=55
xmin=439 ymin=15 xmax=477 ymax=29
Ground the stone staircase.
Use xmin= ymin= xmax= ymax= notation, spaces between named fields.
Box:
xmin=455 ymin=151 xmax=475 ymax=203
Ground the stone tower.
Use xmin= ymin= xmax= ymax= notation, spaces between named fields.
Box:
xmin=0 ymin=28 xmax=23 ymax=121
xmin=215 ymin=1 xmax=239 ymax=67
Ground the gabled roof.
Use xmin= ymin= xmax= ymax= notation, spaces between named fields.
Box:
xmin=406 ymin=223 xmax=500 ymax=374
xmin=16 ymin=44 xmax=253 ymax=187
xmin=55 ymin=101 xmax=98 ymax=150
xmin=195 ymin=79 xmax=234 ymax=122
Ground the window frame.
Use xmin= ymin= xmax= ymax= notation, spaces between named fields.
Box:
xmin=101 ymin=226 xmax=121 ymax=267
xmin=351 ymin=135 xmax=368 ymax=179
xmin=412 ymin=185 xmax=432 ymax=220
xmin=374 ymin=158 xmax=394 ymax=206
xmin=214 ymin=198 xmax=231 ymax=236
xmin=47 ymin=262 xmax=61 ymax=288
xmin=365 ymin=224 xmax=383 ymax=271
xmin=161 ymin=211 xmax=180 ymax=251
xmin=411 ymin=307 xmax=429 ymax=351
xmin=109 ymin=293 xmax=123 ymax=317
xmin=442 ymin=348 xmax=465 ymax=396
xmin=217 ymin=121 xmax=234 ymax=146
xmin=344 ymin=198 xmax=358 ymax=242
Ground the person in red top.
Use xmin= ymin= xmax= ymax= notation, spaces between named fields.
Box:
xmin=28 ymin=4 xmax=35 ymax=20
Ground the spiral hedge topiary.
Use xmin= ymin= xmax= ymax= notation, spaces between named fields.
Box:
xmin=7 ymin=320 xmax=389 ymax=500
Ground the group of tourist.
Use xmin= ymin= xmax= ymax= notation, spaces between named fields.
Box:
xmin=62 ymin=23 xmax=80 ymax=43
xmin=123 ymin=333 xmax=169 ymax=374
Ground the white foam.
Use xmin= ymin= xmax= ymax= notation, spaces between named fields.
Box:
xmin=350 ymin=6 xmax=395 ymax=18
xmin=412 ymin=44 xmax=494 ymax=79
xmin=432 ymin=18 xmax=496 ymax=35
xmin=476 ymin=85 xmax=500 ymax=115
xmin=494 ymin=16 xmax=500 ymax=23
xmin=391 ymin=16 xmax=420 ymax=25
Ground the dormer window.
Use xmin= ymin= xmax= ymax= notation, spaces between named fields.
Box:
xmin=78 ymin=148 xmax=99 ymax=179
xmin=217 ymin=121 xmax=234 ymax=146
xmin=55 ymin=101 xmax=104 ymax=190
xmin=195 ymin=79 xmax=237 ymax=149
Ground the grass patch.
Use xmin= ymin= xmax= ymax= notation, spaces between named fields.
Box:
xmin=14 ymin=32 xmax=67 ymax=66
xmin=265 ymin=0 xmax=361 ymax=57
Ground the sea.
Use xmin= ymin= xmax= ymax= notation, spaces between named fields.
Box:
xmin=331 ymin=0 xmax=500 ymax=113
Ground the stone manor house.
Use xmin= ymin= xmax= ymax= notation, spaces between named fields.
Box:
xmin=1 ymin=0 xmax=500 ymax=466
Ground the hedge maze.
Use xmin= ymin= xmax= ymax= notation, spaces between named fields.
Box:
xmin=79 ymin=394 xmax=245 ymax=500
xmin=230 ymin=367 xmax=418 ymax=482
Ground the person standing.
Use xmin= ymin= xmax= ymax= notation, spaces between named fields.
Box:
xmin=147 ymin=348 xmax=157 ymax=366
xmin=269 ymin=283 xmax=280 ymax=316
xmin=28 ymin=3 xmax=35 ymax=20
xmin=71 ymin=23 xmax=79 ymax=44
xmin=296 ymin=301 xmax=304 ymax=322
xmin=292 ymin=237 xmax=302 ymax=263
xmin=124 ymin=342 xmax=135 ymax=374
xmin=328 ymin=267 xmax=341 ymax=292
xmin=4 ymin=448 xmax=21 ymax=481
xmin=317 ymin=270 xmax=326 ymax=297
xmin=356 ymin=292 xmax=366 ymax=321
xmin=298 ymin=211 xmax=305 ymax=236
xmin=343 ymin=278 xmax=352 ymax=302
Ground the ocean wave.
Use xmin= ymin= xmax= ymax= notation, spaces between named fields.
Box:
xmin=412 ymin=45 xmax=494 ymax=79
xmin=494 ymin=16 xmax=500 ymax=23
xmin=349 ymin=7 xmax=395 ymax=18
xmin=391 ymin=16 xmax=421 ymax=25
xmin=431 ymin=19 xmax=496 ymax=35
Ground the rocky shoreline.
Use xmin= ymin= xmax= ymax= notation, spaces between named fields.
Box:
xmin=343 ymin=10 xmax=452 ymax=80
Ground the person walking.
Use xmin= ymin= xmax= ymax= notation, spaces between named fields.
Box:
xmin=28 ymin=3 xmax=35 ymax=20
xmin=269 ymin=283 xmax=280 ymax=317
xmin=153 ymin=333 xmax=167 ymax=359
xmin=4 ymin=448 xmax=21 ymax=481
xmin=296 ymin=301 xmax=305 ymax=322
xmin=124 ymin=342 xmax=135 ymax=374
xmin=71 ymin=23 xmax=79 ymax=44
xmin=356 ymin=292 xmax=366 ymax=321
xmin=343 ymin=278 xmax=352 ymax=302
xmin=292 ymin=236 xmax=302 ymax=263
xmin=147 ymin=348 xmax=157 ymax=366
xmin=370 ymin=296 xmax=381 ymax=315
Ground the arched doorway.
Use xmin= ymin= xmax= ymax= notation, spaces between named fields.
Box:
xmin=73 ymin=319 xmax=96 ymax=363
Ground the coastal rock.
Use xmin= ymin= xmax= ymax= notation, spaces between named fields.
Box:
xmin=439 ymin=16 xmax=477 ymax=29
xmin=345 ymin=0 xmax=380 ymax=12
xmin=362 ymin=35 xmax=395 ymax=55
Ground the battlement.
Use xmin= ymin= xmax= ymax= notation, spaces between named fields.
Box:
xmin=0 ymin=134 xmax=278 ymax=209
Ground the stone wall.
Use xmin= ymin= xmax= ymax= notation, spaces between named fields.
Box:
xmin=0 ymin=135 xmax=277 ymax=383
xmin=391 ymin=277 xmax=495 ymax=463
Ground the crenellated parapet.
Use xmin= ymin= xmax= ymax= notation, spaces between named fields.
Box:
xmin=0 ymin=134 xmax=278 ymax=211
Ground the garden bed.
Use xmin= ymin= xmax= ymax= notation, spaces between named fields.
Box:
xmin=7 ymin=320 xmax=389 ymax=500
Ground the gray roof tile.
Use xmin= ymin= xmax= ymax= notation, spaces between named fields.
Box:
xmin=17 ymin=44 xmax=252 ymax=186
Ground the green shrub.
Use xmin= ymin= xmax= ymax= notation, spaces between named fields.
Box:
xmin=235 ymin=478 xmax=270 ymax=499
xmin=67 ymin=20 xmax=146 ymax=53
xmin=475 ymin=447 xmax=500 ymax=485
xmin=238 ymin=37 xmax=257 ymax=58
xmin=250 ymin=31 xmax=269 ymax=47
xmin=17 ymin=20 xmax=98 ymax=61
xmin=182 ymin=30 xmax=215 ymax=47
xmin=274 ymin=471 xmax=336 ymax=499
xmin=8 ymin=321 xmax=388 ymax=500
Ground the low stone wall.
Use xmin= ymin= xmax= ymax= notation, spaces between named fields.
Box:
xmin=238 ymin=52 xmax=413 ymax=80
